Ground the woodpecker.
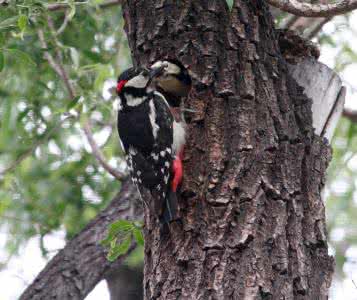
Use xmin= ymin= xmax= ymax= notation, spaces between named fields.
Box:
xmin=150 ymin=60 xmax=192 ymax=195
xmin=151 ymin=59 xmax=192 ymax=107
xmin=116 ymin=65 xmax=177 ymax=224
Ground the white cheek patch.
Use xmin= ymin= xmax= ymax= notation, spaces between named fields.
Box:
xmin=166 ymin=62 xmax=181 ymax=75
xmin=125 ymin=74 xmax=149 ymax=88
xmin=151 ymin=61 xmax=167 ymax=69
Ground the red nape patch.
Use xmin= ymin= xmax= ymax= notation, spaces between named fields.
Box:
xmin=116 ymin=80 xmax=127 ymax=93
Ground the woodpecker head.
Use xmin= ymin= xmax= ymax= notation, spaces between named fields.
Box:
xmin=150 ymin=59 xmax=192 ymax=104
xmin=116 ymin=66 xmax=165 ymax=107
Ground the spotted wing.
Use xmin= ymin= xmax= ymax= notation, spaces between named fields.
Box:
xmin=148 ymin=93 xmax=174 ymax=217
xmin=118 ymin=94 xmax=174 ymax=221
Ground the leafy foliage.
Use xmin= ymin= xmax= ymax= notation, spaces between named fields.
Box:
xmin=101 ymin=219 xmax=144 ymax=262
xmin=0 ymin=1 xmax=131 ymax=255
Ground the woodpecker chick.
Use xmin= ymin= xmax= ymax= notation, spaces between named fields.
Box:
xmin=150 ymin=59 xmax=192 ymax=107
xmin=116 ymin=66 xmax=178 ymax=225
xmin=150 ymin=60 xmax=192 ymax=194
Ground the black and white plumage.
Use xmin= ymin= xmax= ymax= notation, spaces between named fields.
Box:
xmin=116 ymin=66 xmax=177 ymax=224
xmin=149 ymin=60 xmax=192 ymax=194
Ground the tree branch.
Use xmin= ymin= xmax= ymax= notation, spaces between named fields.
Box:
xmin=0 ymin=115 xmax=74 ymax=176
xmin=305 ymin=17 xmax=332 ymax=39
xmin=37 ymin=28 xmax=75 ymax=98
xmin=82 ymin=122 xmax=127 ymax=180
xmin=20 ymin=180 xmax=143 ymax=300
xmin=46 ymin=0 xmax=122 ymax=11
xmin=267 ymin=0 xmax=357 ymax=17
xmin=38 ymin=21 xmax=125 ymax=181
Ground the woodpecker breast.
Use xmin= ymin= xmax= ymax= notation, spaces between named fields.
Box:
xmin=172 ymin=120 xmax=186 ymax=156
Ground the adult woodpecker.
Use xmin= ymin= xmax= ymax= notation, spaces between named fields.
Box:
xmin=150 ymin=59 xmax=192 ymax=195
xmin=116 ymin=65 xmax=177 ymax=224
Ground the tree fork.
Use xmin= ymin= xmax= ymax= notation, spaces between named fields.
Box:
xmin=123 ymin=0 xmax=334 ymax=299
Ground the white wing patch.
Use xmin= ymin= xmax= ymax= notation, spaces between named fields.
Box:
xmin=129 ymin=146 xmax=137 ymax=155
xmin=151 ymin=152 xmax=159 ymax=161
xmin=149 ymin=100 xmax=160 ymax=139
xmin=119 ymin=139 xmax=125 ymax=151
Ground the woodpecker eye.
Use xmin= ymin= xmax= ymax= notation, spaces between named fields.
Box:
xmin=116 ymin=80 xmax=128 ymax=93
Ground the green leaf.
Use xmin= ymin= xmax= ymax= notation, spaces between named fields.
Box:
xmin=0 ymin=51 xmax=4 ymax=72
xmin=18 ymin=15 xmax=28 ymax=34
xmin=17 ymin=108 xmax=30 ymax=122
xmin=66 ymin=96 xmax=81 ymax=111
xmin=0 ymin=33 xmax=5 ymax=47
xmin=94 ymin=65 xmax=111 ymax=91
xmin=107 ymin=235 xmax=132 ymax=262
xmin=0 ymin=16 xmax=19 ymax=31
xmin=69 ymin=47 xmax=80 ymax=69
xmin=133 ymin=228 xmax=144 ymax=246
xmin=101 ymin=219 xmax=134 ymax=246
xmin=226 ymin=0 xmax=233 ymax=11
xmin=82 ymin=50 xmax=106 ymax=63
xmin=5 ymin=48 xmax=36 ymax=67
xmin=91 ymin=0 xmax=105 ymax=5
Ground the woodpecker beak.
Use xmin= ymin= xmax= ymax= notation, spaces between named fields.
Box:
xmin=149 ymin=64 xmax=166 ymax=80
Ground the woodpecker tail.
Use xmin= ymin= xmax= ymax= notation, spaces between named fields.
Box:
xmin=159 ymin=189 xmax=178 ymax=225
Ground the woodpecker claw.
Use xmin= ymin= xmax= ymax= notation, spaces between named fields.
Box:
xmin=181 ymin=108 xmax=198 ymax=113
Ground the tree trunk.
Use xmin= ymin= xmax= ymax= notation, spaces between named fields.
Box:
xmin=106 ymin=265 xmax=143 ymax=300
xmin=123 ymin=1 xmax=334 ymax=299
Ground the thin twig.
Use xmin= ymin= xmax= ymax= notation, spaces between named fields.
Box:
xmin=37 ymin=28 xmax=74 ymax=97
xmin=46 ymin=0 xmax=122 ymax=11
xmin=0 ymin=116 xmax=74 ymax=176
xmin=352 ymin=279 xmax=357 ymax=290
xmin=38 ymin=20 xmax=126 ymax=181
xmin=56 ymin=11 xmax=71 ymax=36
xmin=82 ymin=122 xmax=126 ymax=180
xmin=267 ymin=0 xmax=357 ymax=17
xmin=306 ymin=17 xmax=332 ymax=39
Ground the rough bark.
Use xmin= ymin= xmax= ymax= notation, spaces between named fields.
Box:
xmin=20 ymin=180 xmax=142 ymax=300
xmin=122 ymin=1 xmax=334 ymax=299
xmin=106 ymin=265 xmax=144 ymax=300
